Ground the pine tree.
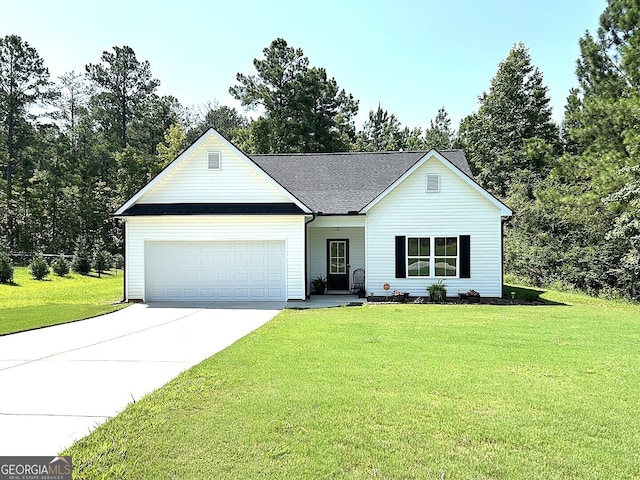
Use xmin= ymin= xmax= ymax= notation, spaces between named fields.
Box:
xmin=0 ymin=250 xmax=13 ymax=283
xmin=458 ymin=43 xmax=559 ymax=197
xmin=424 ymin=108 xmax=454 ymax=150
xmin=72 ymin=235 xmax=91 ymax=275
xmin=29 ymin=252 xmax=50 ymax=280
xmin=230 ymin=38 xmax=358 ymax=153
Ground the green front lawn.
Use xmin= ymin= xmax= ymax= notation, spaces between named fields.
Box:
xmin=0 ymin=267 xmax=126 ymax=335
xmin=65 ymin=288 xmax=640 ymax=479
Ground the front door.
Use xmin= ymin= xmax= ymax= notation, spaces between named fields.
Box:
xmin=327 ymin=239 xmax=349 ymax=290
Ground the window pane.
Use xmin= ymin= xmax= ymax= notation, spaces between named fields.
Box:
xmin=338 ymin=243 xmax=345 ymax=257
xmin=435 ymin=258 xmax=456 ymax=276
xmin=435 ymin=237 xmax=446 ymax=256
xmin=331 ymin=243 xmax=337 ymax=257
xmin=331 ymin=260 xmax=346 ymax=274
xmin=408 ymin=257 xmax=430 ymax=276
xmin=446 ymin=237 xmax=457 ymax=256
xmin=419 ymin=237 xmax=430 ymax=256
xmin=408 ymin=238 xmax=418 ymax=256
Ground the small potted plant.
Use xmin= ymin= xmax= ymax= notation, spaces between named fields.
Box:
xmin=392 ymin=289 xmax=409 ymax=303
xmin=466 ymin=289 xmax=481 ymax=303
xmin=311 ymin=277 xmax=327 ymax=295
xmin=427 ymin=280 xmax=447 ymax=303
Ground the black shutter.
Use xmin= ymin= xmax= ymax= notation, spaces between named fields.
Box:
xmin=395 ymin=236 xmax=406 ymax=278
xmin=460 ymin=235 xmax=471 ymax=278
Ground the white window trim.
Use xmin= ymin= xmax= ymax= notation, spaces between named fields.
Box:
xmin=329 ymin=240 xmax=347 ymax=274
xmin=406 ymin=236 xmax=459 ymax=278
xmin=207 ymin=151 xmax=221 ymax=170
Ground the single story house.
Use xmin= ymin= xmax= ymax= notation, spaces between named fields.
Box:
xmin=114 ymin=128 xmax=512 ymax=302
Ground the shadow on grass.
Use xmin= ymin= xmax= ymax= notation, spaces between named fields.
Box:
xmin=503 ymin=284 xmax=567 ymax=306
xmin=82 ymin=270 xmax=119 ymax=278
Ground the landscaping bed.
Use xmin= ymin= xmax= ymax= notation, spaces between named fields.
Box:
xmin=366 ymin=295 xmax=546 ymax=306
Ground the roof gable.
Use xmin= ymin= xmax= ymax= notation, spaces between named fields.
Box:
xmin=114 ymin=128 xmax=509 ymax=218
xmin=360 ymin=150 xmax=512 ymax=216
xmin=251 ymin=149 xmax=495 ymax=215
xmin=114 ymin=129 xmax=311 ymax=215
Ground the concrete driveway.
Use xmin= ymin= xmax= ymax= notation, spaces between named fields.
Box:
xmin=0 ymin=301 xmax=283 ymax=455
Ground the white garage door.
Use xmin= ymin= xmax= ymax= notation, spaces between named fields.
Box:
xmin=145 ymin=241 xmax=286 ymax=301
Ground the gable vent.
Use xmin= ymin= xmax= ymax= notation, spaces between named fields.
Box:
xmin=426 ymin=174 xmax=440 ymax=192
xmin=208 ymin=151 xmax=221 ymax=170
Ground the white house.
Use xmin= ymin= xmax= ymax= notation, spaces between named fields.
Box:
xmin=114 ymin=128 xmax=512 ymax=302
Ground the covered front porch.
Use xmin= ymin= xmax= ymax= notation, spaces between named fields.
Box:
xmin=307 ymin=215 xmax=366 ymax=295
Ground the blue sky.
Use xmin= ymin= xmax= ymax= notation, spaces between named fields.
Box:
xmin=3 ymin=0 xmax=605 ymax=130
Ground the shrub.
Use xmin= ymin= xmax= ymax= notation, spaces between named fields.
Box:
xmin=52 ymin=254 xmax=70 ymax=277
xmin=29 ymin=253 xmax=50 ymax=280
xmin=92 ymin=241 xmax=113 ymax=278
xmin=427 ymin=280 xmax=447 ymax=303
xmin=0 ymin=251 xmax=13 ymax=284
xmin=72 ymin=236 xmax=92 ymax=275
xmin=113 ymin=253 xmax=124 ymax=270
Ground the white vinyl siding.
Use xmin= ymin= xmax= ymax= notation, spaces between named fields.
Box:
xmin=366 ymin=156 xmax=504 ymax=297
xmin=125 ymin=215 xmax=305 ymax=301
xmin=139 ymin=135 xmax=291 ymax=204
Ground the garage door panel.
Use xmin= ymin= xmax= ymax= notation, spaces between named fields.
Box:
xmin=146 ymin=241 xmax=286 ymax=302
xmin=234 ymin=243 xmax=249 ymax=253
xmin=218 ymin=257 xmax=233 ymax=268
xmin=234 ymin=272 xmax=249 ymax=283
xmin=218 ymin=244 xmax=233 ymax=253
xmin=251 ymin=272 xmax=265 ymax=282
xmin=201 ymin=272 xmax=214 ymax=282
xmin=217 ymin=272 xmax=232 ymax=283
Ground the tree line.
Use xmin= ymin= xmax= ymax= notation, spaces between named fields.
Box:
xmin=1 ymin=0 xmax=638 ymax=299
xmin=0 ymin=34 xmax=455 ymax=257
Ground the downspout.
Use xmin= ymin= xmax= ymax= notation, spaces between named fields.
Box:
xmin=304 ymin=213 xmax=317 ymax=299
xmin=501 ymin=217 xmax=509 ymax=298
xmin=122 ymin=218 xmax=127 ymax=303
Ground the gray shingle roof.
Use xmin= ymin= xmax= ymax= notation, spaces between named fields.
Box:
xmin=250 ymin=150 xmax=473 ymax=214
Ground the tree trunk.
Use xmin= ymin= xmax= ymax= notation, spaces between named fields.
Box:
xmin=5 ymin=101 xmax=15 ymax=249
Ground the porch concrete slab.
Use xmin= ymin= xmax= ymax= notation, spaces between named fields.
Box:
xmin=0 ymin=302 xmax=282 ymax=455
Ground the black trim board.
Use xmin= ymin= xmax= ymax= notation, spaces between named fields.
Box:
xmin=460 ymin=235 xmax=471 ymax=278
xmin=395 ymin=236 xmax=406 ymax=278
xmin=118 ymin=203 xmax=305 ymax=216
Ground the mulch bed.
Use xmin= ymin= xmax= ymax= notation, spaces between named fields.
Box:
xmin=366 ymin=295 xmax=545 ymax=306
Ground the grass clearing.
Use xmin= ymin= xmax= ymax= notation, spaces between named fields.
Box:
xmin=65 ymin=287 xmax=640 ymax=479
xmin=0 ymin=267 xmax=125 ymax=335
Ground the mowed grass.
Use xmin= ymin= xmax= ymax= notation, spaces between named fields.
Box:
xmin=65 ymin=288 xmax=640 ymax=479
xmin=0 ymin=267 xmax=125 ymax=335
